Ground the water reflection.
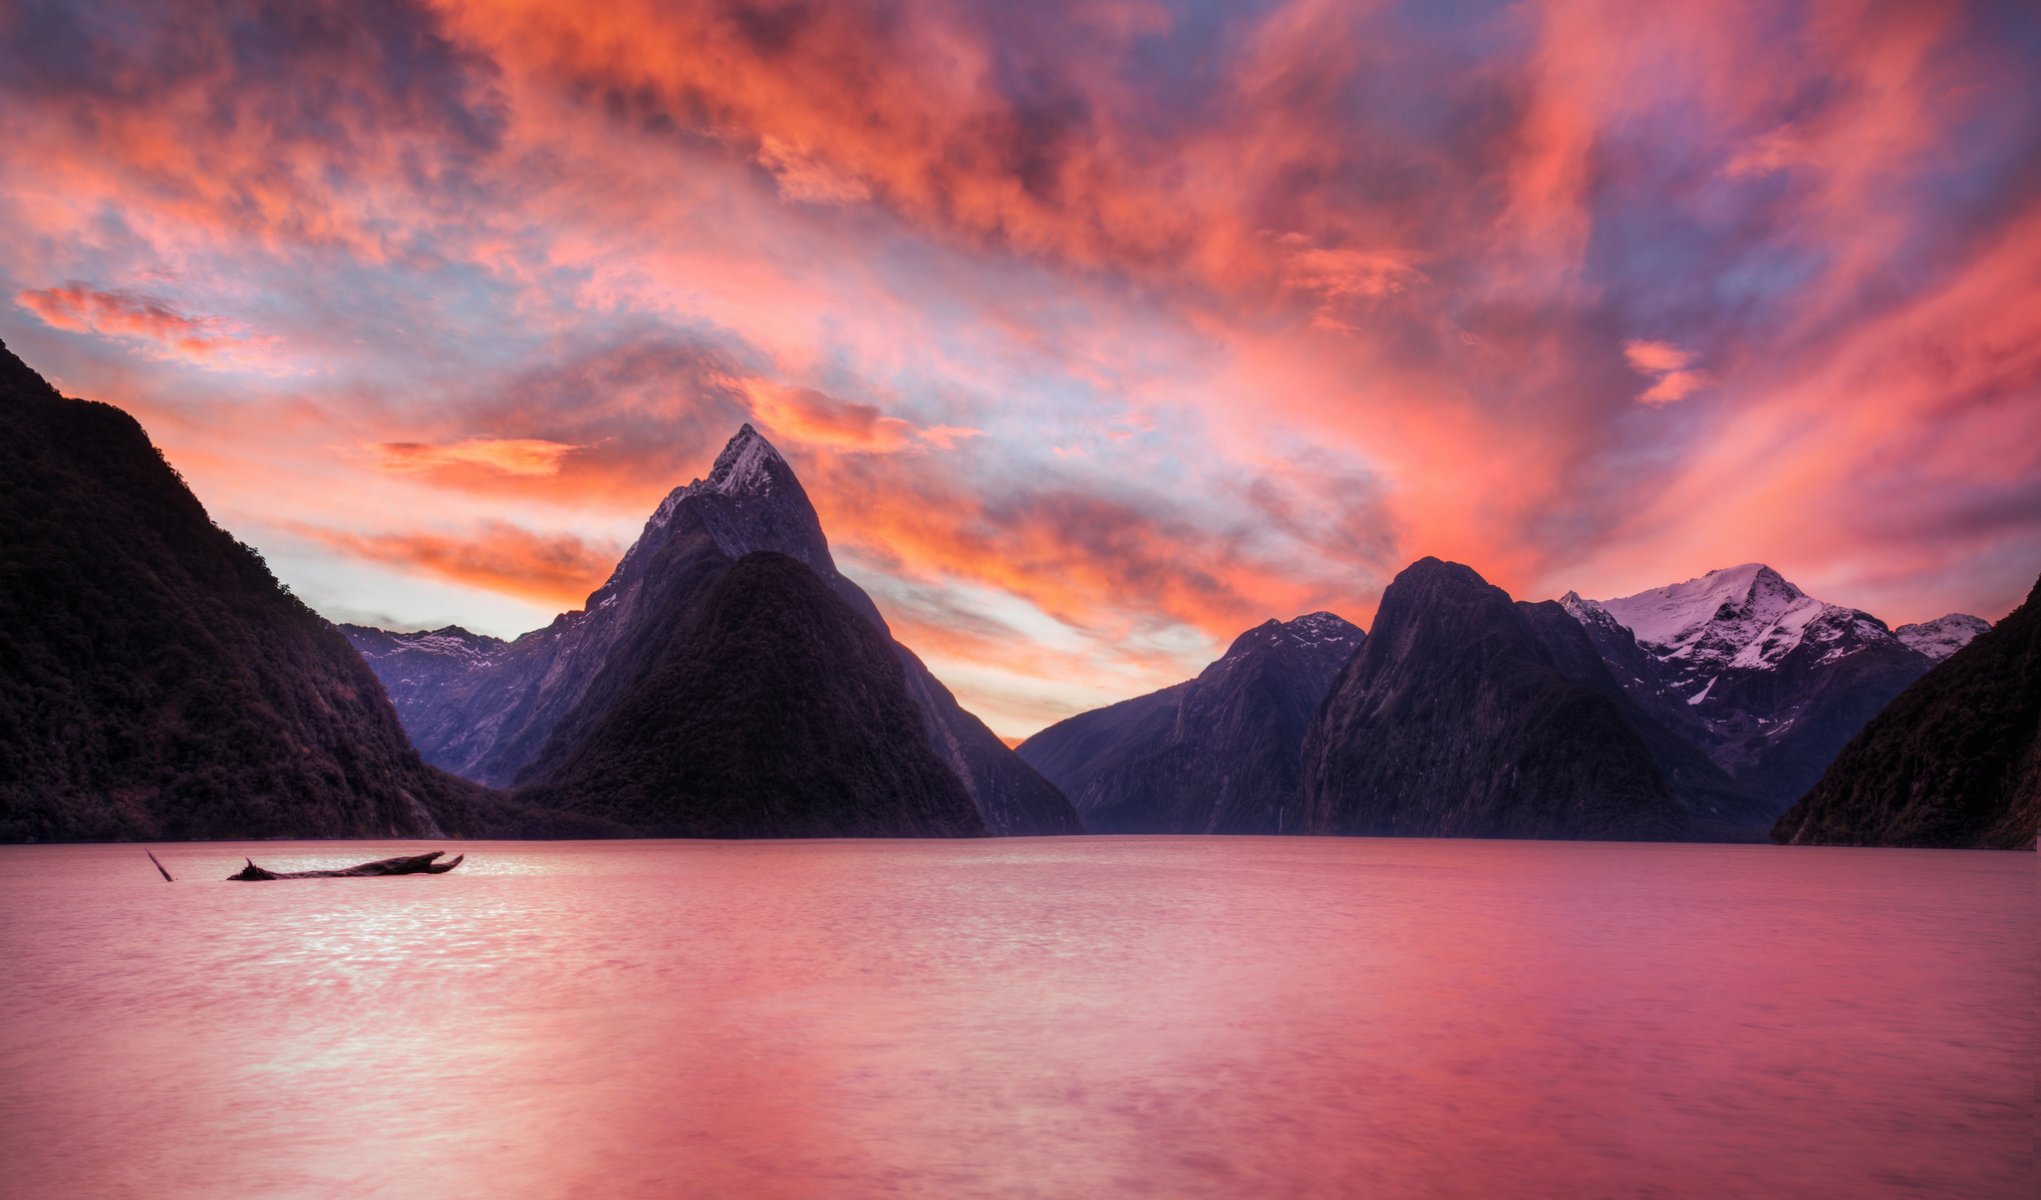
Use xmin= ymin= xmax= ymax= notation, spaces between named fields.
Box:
xmin=0 ymin=838 xmax=2030 ymax=1198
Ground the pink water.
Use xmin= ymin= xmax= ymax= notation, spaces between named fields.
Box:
xmin=0 ymin=838 xmax=2031 ymax=1198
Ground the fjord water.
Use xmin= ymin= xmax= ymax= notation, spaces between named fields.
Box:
xmin=0 ymin=839 xmax=2029 ymax=1199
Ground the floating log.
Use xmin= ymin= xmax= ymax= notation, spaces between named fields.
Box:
xmin=227 ymin=850 xmax=465 ymax=881
xmin=146 ymin=850 xmax=174 ymax=882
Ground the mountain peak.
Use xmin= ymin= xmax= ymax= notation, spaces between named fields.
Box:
xmin=1596 ymin=563 xmax=1811 ymax=651
xmin=1218 ymin=611 xmax=1362 ymax=663
xmin=694 ymin=422 xmax=788 ymax=499
xmin=1894 ymin=613 xmax=1991 ymax=662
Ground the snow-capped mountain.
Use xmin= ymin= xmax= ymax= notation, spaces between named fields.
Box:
xmin=1894 ymin=613 xmax=1991 ymax=662
xmin=1565 ymin=564 xmax=1934 ymax=810
xmin=344 ymin=425 xmax=1079 ymax=835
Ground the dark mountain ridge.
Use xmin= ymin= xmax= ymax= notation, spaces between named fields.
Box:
xmin=0 ymin=338 xmax=486 ymax=842
xmin=347 ymin=425 xmax=1078 ymax=835
xmin=1301 ymin=559 xmax=1690 ymax=841
xmin=1773 ymin=574 xmax=2040 ymax=849
xmin=517 ymin=534 xmax=985 ymax=837
xmin=1516 ymin=600 xmax=1774 ymax=839
xmin=1018 ymin=612 xmax=1362 ymax=833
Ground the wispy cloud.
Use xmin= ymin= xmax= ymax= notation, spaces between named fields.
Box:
xmin=295 ymin=521 xmax=621 ymax=609
xmin=377 ymin=437 xmax=585 ymax=478
xmin=17 ymin=285 xmax=234 ymax=359
xmin=1623 ymin=340 xmax=1709 ymax=406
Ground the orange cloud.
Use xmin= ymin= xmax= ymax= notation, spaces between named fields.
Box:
xmin=15 ymin=285 xmax=231 ymax=358
xmin=737 ymin=377 xmax=982 ymax=455
xmin=754 ymin=137 xmax=873 ymax=206
xmin=297 ymin=521 xmax=621 ymax=609
xmin=377 ymin=437 xmax=584 ymax=477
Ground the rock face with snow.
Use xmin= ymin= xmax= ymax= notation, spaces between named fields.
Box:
xmin=0 ymin=340 xmax=488 ymax=842
xmin=1894 ymin=614 xmax=1991 ymax=662
xmin=1017 ymin=612 xmax=1363 ymax=833
xmin=1301 ymin=559 xmax=1689 ymax=841
xmin=346 ymin=425 xmax=1079 ymax=835
xmin=1775 ymin=575 xmax=2039 ymax=850
xmin=1516 ymin=600 xmax=1775 ymax=838
xmin=1565 ymin=565 xmax=1934 ymax=811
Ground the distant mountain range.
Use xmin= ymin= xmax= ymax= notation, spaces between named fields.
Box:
xmin=2 ymin=336 xmax=2024 ymax=848
xmin=1030 ymin=559 xmax=2003 ymax=844
xmin=1018 ymin=612 xmax=1361 ymax=833
xmin=1563 ymin=564 xmax=1945 ymax=810
xmin=0 ymin=344 xmax=1035 ymax=841
xmin=347 ymin=424 xmax=1076 ymax=837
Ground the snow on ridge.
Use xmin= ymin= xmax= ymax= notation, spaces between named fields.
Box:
xmin=597 ymin=425 xmax=792 ymax=592
xmin=700 ymin=423 xmax=782 ymax=498
xmin=1596 ymin=563 xmax=1800 ymax=651
xmin=1895 ymin=613 xmax=1990 ymax=662
xmin=376 ymin=626 xmax=504 ymax=664
xmin=1579 ymin=563 xmax=1904 ymax=676
xmin=1216 ymin=612 xmax=1360 ymax=666
xmin=1282 ymin=611 xmax=1361 ymax=645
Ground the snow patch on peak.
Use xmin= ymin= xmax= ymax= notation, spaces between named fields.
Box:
xmin=1282 ymin=611 xmax=1362 ymax=646
xmin=695 ymin=423 xmax=784 ymax=499
xmin=1589 ymin=563 xmax=1904 ymax=677
xmin=1895 ymin=613 xmax=1990 ymax=662
xmin=600 ymin=425 xmax=796 ymax=591
xmin=1218 ymin=611 xmax=1361 ymax=664
xmin=1596 ymin=563 xmax=1806 ymax=651
xmin=1558 ymin=590 xmax=1622 ymax=628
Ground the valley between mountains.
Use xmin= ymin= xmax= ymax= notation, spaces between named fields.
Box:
xmin=3 ymin=339 xmax=2033 ymax=848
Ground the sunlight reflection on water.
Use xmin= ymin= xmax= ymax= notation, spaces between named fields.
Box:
xmin=0 ymin=837 xmax=2030 ymax=1199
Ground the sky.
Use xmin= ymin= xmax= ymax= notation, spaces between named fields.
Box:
xmin=2 ymin=0 xmax=2038 ymax=739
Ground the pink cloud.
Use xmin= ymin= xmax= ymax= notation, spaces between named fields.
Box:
xmin=16 ymin=285 xmax=232 ymax=358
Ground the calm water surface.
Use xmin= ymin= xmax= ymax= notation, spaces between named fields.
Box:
xmin=0 ymin=838 xmax=2031 ymax=1198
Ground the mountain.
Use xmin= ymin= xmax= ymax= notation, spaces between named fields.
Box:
xmin=1566 ymin=564 xmax=1933 ymax=811
xmin=516 ymin=537 xmax=984 ymax=837
xmin=0 ymin=339 xmax=487 ymax=842
xmin=1894 ymin=614 xmax=1991 ymax=662
xmin=1516 ymin=601 xmax=1774 ymax=838
xmin=1301 ymin=559 xmax=1689 ymax=841
xmin=338 ymin=625 xmax=509 ymax=760
xmin=345 ymin=425 xmax=1079 ymax=835
xmin=1774 ymin=575 xmax=2040 ymax=849
xmin=1017 ymin=612 xmax=1363 ymax=833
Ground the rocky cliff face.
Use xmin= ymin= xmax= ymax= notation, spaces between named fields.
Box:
xmin=346 ymin=425 xmax=1079 ymax=835
xmin=1566 ymin=565 xmax=1934 ymax=811
xmin=0 ymin=340 xmax=486 ymax=842
xmin=1018 ymin=613 xmax=1362 ymax=833
xmin=1302 ymin=559 xmax=1689 ymax=841
xmin=1774 ymin=575 xmax=2040 ymax=849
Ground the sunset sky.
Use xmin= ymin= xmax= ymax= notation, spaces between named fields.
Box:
xmin=3 ymin=0 xmax=2037 ymax=738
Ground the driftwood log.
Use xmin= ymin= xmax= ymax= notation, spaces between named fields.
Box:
xmin=227 ymin=850 xmax=465 ymax=881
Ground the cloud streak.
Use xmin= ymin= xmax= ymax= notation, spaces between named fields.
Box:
xmin=16 ymin=285 xmax=232 ymax=358
xmin=296 ymin=520 xmax=621 ymax=609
